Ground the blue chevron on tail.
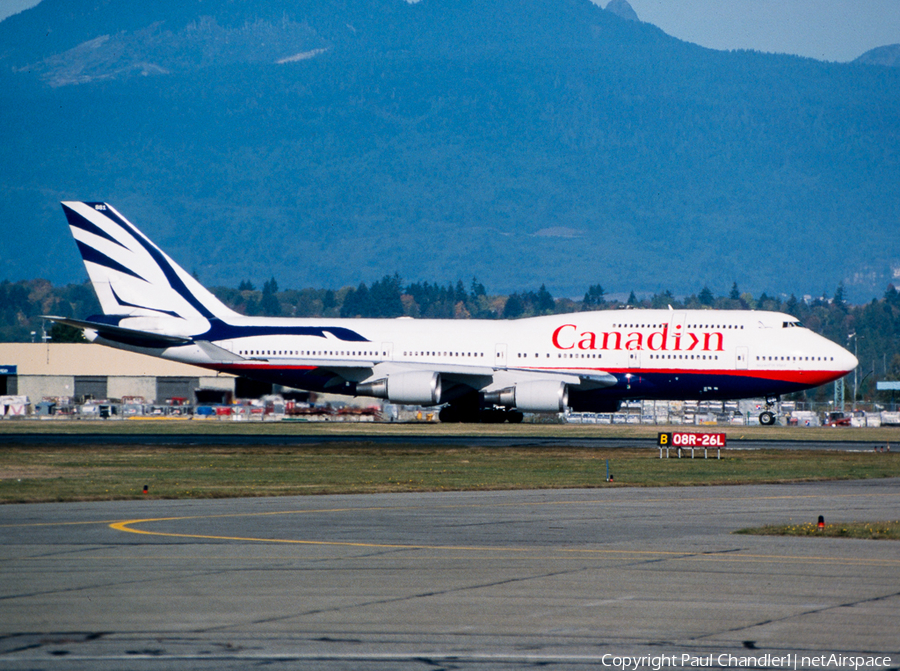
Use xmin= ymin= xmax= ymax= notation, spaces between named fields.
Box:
xmin=61 ymin=202 xmax=238 ymax=336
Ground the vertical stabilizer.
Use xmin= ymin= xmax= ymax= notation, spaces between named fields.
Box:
xmin=61 ymin=202 xmax=238 ymax=327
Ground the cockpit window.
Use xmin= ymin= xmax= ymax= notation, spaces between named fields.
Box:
xmin=782 ymin=321 xmax=804 ymax=328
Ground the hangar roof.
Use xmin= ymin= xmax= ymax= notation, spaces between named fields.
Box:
xmin=0 ymin=344 xmax=234 ymax=377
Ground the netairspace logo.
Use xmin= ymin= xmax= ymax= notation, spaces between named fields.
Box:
xmin=599 ymin=653 xmax=893 ymax=670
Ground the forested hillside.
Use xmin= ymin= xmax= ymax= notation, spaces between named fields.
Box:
xmin=3 ymin=276 xmax=899 ymax=403
xmin=0 ymin=0 xmax=898 ymax=301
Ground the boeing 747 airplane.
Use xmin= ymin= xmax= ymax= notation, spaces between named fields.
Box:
xmin=47 ymin=202 xmax=857 ymax=424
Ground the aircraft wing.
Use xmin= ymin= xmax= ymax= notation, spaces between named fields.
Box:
xmin=570 ymin=372 xmax=619 ymax=389
xmin=361 ymin=362 xmax=617 ymax=391
xmin=495 ymin=367 xmax=618 ymax=390
xmin=193 ymin=340 xmax=246 ymax=362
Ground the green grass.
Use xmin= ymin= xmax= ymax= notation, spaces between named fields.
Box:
xmin=736 ymin=520 xmax=900 ymax=540
xmin=1 ymin=418 xmax=899 ymax=443
xmin=1 ymin=443 xmax=898 ymax=503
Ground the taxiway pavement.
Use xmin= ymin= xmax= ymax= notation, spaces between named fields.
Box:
xmin=0 ymin=431 xmax=891 ymax=452
xmin=1 ymin=480 xmax=898 ymax=669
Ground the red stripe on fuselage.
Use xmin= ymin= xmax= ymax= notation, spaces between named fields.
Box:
xmin=195 ymin=363 xmax=319 ymax=373
xmin=521 ymin=366 xmax=847 ymax=386
xmin=197 ymin=361 xmax=846 ymax=389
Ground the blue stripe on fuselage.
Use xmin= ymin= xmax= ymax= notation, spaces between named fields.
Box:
xmin=79 ymin=315 xmax=370 ymax=343
xmin=569 ymin=370 xmax=812 ymax=410
xmin=201 ymin=319 xmax=370 ymax=342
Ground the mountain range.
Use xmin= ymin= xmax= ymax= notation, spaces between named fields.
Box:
xmin=855 ymin=44 xmax=900 ymax=68
xmin=1 ymin=0 xmax=898 ymax=301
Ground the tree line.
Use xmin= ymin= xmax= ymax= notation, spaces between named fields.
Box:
xmin=3 ymin=277 xmax=899 ymax=403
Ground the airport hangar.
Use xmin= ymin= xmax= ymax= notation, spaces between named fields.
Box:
xmin=0 ymin=343 xmax=261 ymax=406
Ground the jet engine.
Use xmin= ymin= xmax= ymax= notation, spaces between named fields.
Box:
xmin=356 ymin=371 xmax=442 ymax=405
xmin=483 ymin=380 xmax=569 ymax=413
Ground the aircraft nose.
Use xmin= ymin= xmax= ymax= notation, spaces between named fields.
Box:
xmin=837 ymin=345 xmax=858 ymax=373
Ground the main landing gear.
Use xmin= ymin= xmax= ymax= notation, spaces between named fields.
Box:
xmin=759 ymin=396 xmax=778 ymax=426
xmin=438 ymin=405 xmax=524 ymax=424
xmin=437 ymin=392 xmax=525 ymax=423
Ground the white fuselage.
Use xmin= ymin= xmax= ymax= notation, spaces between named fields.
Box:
xmin=102 ymin=308 xmax=857 ymax=410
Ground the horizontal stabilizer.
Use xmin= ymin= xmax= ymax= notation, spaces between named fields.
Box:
xmin=43 ymin=316 xmax=191 ymax=349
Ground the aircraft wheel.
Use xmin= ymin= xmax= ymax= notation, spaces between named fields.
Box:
xmin=759 ymin=411 xmax=776 ymax=426
xmin=481 ymin=409 xmax=506 ymax=423
xmin=507 ymin=411 xmax=524 ymax=424
xmin=439 ymin=406 xmax=462 ymax=423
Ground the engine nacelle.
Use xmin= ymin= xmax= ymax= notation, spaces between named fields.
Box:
xmin=483 ymin=380 xmax=569 ymax=413
xmin=356 ymin=371 xmax=442 ymax=405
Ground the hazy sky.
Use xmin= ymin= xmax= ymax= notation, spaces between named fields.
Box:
xmin=0 ymin=0 xmax=37 ymax=22
xmin=626 ymin=0 xmax=900 ymax=62
xmin=1 ymin=0 xmax=898 ymax=62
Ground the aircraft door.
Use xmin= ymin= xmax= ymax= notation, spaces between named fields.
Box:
xmin=736 ymin=346 xmax=748 ymax=370
xmin=381 ymin=342 xmax=393 ymax=362
xmin=628 ymin=351 xmax=642 ymax=369
xmin=494 ymin=343 xmax=507 ymax=369
xmin=668 ymin=310 xmax=685 ymax=345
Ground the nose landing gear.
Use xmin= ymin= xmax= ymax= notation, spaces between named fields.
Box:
xmin=759 ymin=396 xmax=778 ymax=426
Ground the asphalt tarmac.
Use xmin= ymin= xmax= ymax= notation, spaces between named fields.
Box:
xmin=1 ymin=480 xmax=898 ymax=670
xmin=0 ymin=432 xmax=892 ymax=451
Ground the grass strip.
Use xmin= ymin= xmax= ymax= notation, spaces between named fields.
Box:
xmin=735 ymin=520 xmax=900 ymax=540
xmin=1 ymin=445 xmax=898 ymax=503
xmin=2 ymin=420 xmax=899 ymax=443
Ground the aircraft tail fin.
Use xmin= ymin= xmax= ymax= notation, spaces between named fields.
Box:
xmin=61 ymin=202 xmax=238 ymax=330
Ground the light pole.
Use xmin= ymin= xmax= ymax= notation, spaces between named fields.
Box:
xmin=848 ymin=333 xmax=863 ymax=412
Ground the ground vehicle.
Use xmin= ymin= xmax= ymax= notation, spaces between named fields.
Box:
xmin=824 ymin=411 xmax=851 ymax=427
